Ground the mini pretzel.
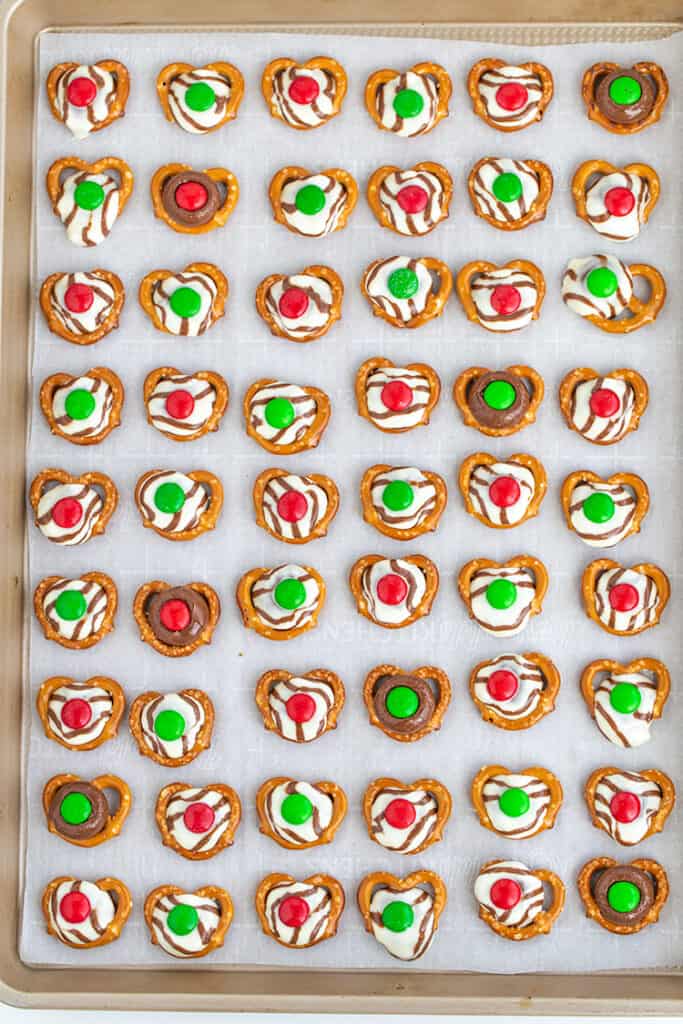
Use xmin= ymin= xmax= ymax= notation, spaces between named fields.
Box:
xmin=255 ymin=872 xmax=345 ymax=948
xmin=362 ymin=777 xmax=452 ymax=855
xmin=453 ymin=365 xmax=544 ymax=438
xmin=360 ymin=465 xmax=447 ymax=541
xmin=475 ymin=860 xmax=565 ymax=941
xmin=580 ymin=658 xmax=670 ymax=749
xmin=34 ymin=571 xmax=117 ymax=649
xmin=356 ymin=357 xmax=441 ymax=434
xmin=37 ymin=675 xmax=125 ymax=751
xmin=150 ymin=163 xmax=239 ymax=234
xmin=367 ymin=162 xmax=453 ymax=235
xmin=144 ymin=367 xmax=229 ymax=442
xmin=30 ymin=468 xmax=118 ymax=544
xmin=43 ymin=772 xmax=131 ymax=847
xmin=253 ymin=468 xmax=339 ymax=544
xmin=458 ymin=452 xmax=547 ymax=529
xmin=457 ymin=555 xmax=549 ymax=635
xmin=129 ymin=688 xmax=214 ymax=767
xmin=268 ymin=166 xmax=358 ymax=237
xmin=39 ymin=366 xmax=124 ymax=446
xmin=361 ymin=255 xmax=452 ymax=329
xmin=155 ymin=781 xmax=241 ymax=859
xmin=571 ymin=160 xmax=660 ymax=240
xmin=236 ymin=565 xmax=326 ymax=641
xmin=256 ymin=777 xmax=347 ymax=849
xmin=244 ymin=379 xmax=331 ymax=455
xmin=456 ymin=259 xmax=545 ymax=332
xmin=144 ymin=884 xmax=233 ymax=958
xmin=139 ymin=262 xmax=228 ymax=336
xmin=363 ymin=664 xmax=451 ymax=743
xmin=134 ymin=469 xmax=223 ymax=542
xmin=467 ymin=158 xmax=553 ymax=230
xmin=255 ymin=668 xmax=345 ymax=743
xmin=262 ymin=57 xmax=347 ymax=129
xmin=46 ymin=156 xmax=134 ymax=245
xmin=561 ymin=471 xmax=649 ymax=548
xmin=133 ymin=581 xmax=220 ymax=658
xmin=350 ymin=554 xmax=439 ymax=629
xmin=581 ymin=559 xmax=670 ymax=636
xmin=156 ymin=62 xmax=244 ymax=133
xmin=39 ymin=269 xmax=125 ymax=345
xmin=364 ymin=63 xmax=451 ymax=136
xmin=469 ymin=651 xmax=560 ymax=731
xmin=471 ymin=764 xmax=563 ymax=838
xmin=467 ymin=59 xmax=554 ymax=131
xmin=577 ymin=856 xmax=669 ymax=934
xmin=46 ymin=60 xmax=130 ymax=138
xmin=584 ymin=766 xmax=675 ymax=845
xmin=558 ymin=367 xmax=649 ymax=446
xmin=582 ymin=62 xmax=669 ymax=134
xmin=255 ymin=265 xmax=344 ymax=343
xmin=42 ymin=876 xmax=132 ymax=949
xmin=357 ymin=870 xmax=447 ymax=961
xmin=562 ymin=257 xmax=666 ymax=334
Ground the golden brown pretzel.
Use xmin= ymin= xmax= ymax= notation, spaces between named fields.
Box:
xmin=42 ymin=772 xmax=131 ymax=847
xmin=144 ymin=884 xmax=233 ymax=957
xmin=363 ymin=664 xmax=451 ymax=743
xmin=455 ymin=258 xmax=545 ymax=330
xmin=129 ymin=688 xmax=214 ymax=766
xmin=254 ymin=668 xmax=345 ymax=742
xmin=46 ymin=60 xmax=130 ymax=136
xmin=262 ymin=57 xmax=347 ymax=129
xmin=457 ymin=555 xmax=549 ymax=627
xmin=34 ymin=571 xmax=117 ymax=649
xmin=581 ymin=62 xmax=669 ymax=134
xmin=36 ymin=675 xmax=125 ymax=751
xmin=476 ymin=861 xmax=565 ymax=940
xmin=255 ymin=265 xmax=344 ymax=342
xmin=367 ymin=161 xmax=453 ymax=235
xmin=39 ymin=367 xmax=124 ymax=446
xmin=39 ymin=269 xmax=125 ymax=345
xmin=155 ymin=781 xmax=241 ymax=859
xmin=361 ymin=256 xmax=452 ymax=329
xmin=571 ymin=159 xmax=660 ymax=229
xmin=458 ymin=452 xmax=547 ymax=529
xmin=156 ymin=61 xmax=244 ymax=131
xmin=364 ymin=63 xmax=451 ymax=135
xmin=143 ymin=367 xmax=229 ymax=442
xmin=349 ymin=554 xmax=439 ymax=629
xmin=42 ymin=875 xmax=132 ymax=949
xmin=256 ymin=777 xmax=347 ymax=849
xmin=29 ymin=468 xmax=118 ymax=541
xmin=360 ymin=464 xmax=447 ymax=541
xmin=558 ymin=367 xmax=649 ymax=445
xmin=581 ymin=559 xmax=670 ymax=636
xmin=268 ymin=165 xmax=358 ymax=235
xmin=471 ymin=764 xmax=563 ymax=837
xmin=150 ymin=163 xmax=239 ymax=233
xmin=580 ymin=657 xmax=670 ymax=745
xmin=356 ymin=870 xmax=447 ymax=949
xmin=577 ymin=856 xmax=669 ymax=933
xmin=253 ymin=468 xmax=339 ymax=544
xmin=46 ymin=156 xmax=134 ymax=214
xmin=362 ymin=777 xmax=452 ymax=855
xmin=138 ymin=262 xmax=228 ymax=335
xmin=355 ymin=357 xmax=441 ymax=434
xmin=132 ymin=580 xmax=221 ymax=658
xmin=134 ymin=469 xmax=223 ymax=542
xmin=453 ymin=364 xmax=544 ymax=437
xmin=243 ymin=379 xmax=331 ymax=455
xmin=561 ymin=470 xmax=649 ymax=545
xmin=467 ymin=157 xmax=553 ymax=230
xmin=236 ymin=565 xmax=326 ymax=641
xmin=255 ymin=873 xmax=345 ymax=948
xmin=467 ymin=58 xmax=553 ymax=131
xmin=469 ymin=651 xmax=560 ymax=731
xmin=584 ymin=766 xmax=675 ymax=844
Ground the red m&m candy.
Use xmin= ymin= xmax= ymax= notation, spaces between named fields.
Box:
xmin=381 ymin=380 xmax=413 ymax=411
xmin=487 ymin=669 xmax=519 ymax=702
xmin=610 ymin=790 xmax=641 ymax=823
xmin=604 ymin=187 xmax=635 ymax=217
xmin=377 ymin=573 xmax=408 ymax=605
xmin=609 ymin=583 xmax=639 ymax=612
xmin=67 ymin=76 xmax=97 ymax=107
xmin=384 ymin=797 xmax=416 ymax=829
xmin=60 ymin=890 xmax=91 ymax=924
xmin=278 ymin=895 xmax=310 ymax=927
xmin=490 ymin=878 xmax=522 ymax=909
xmin=277 ymin=490 xmax=308 ymax=523
xmin=64 ymin=282 xmax=94 ymax=313
xmin=165 ymin=389 xmax=195 ymax=420
xmin=489 ymin=476 xmax=521 ymax=508
xmin=175 ymin=181 xmax=208 ymax=211
xmin=495 ymin=82 xmax=528 ymax=111
xmin=396 ymin=185 xmax=429 ymax=214
xmin=286 ymin=692 xmax=315 ymax=723
xmin=278 ymin=287 xmax=309 ymax=320
xmin=52 ymin=496 xmax=83 ymax=528
xmin=589 ymin=388 xmax=620 ymax=418
xmin=183 ymin=801 xmax=215 ymax=834
xmin=61 ymin=697 xmax=92 ymax=730
xmin=288 ymin=75 xmax=320 ymax=105
xmin=159 ymin=599 xmax=191 ymax=632
xmin=491 ymin=285 xmax=521 ymax=315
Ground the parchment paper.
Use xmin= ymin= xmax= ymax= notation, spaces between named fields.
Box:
xmin=21 ymin=28 xmax=683 ymax=972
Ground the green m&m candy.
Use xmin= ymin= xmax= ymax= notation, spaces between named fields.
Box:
xmin=586 ymin=266 xmax=618 ymax=299
xmin=607 ymin=880 xmax=641 ymax=914
xmin=170 ymin=286 xmax=201 ymax=319
xmin=498 ymin=786 xmax=530 ymax=818
xmin=74 ymin=179 xmax=105 ymax=210
xmin=60 ymin=791 xmax=92 ymax=825
xmin=265 ymin=397 xmax=295 ymax=430
xmin=295 ymin=184 xmax=326 ymax=216
xmin=492 ymin=172 xmax=522 ymax=203
xmin=382 ymin=480 xmax=414 ymax=512
xmin=609 ymin=681 xmax=642 ymax=715
xmin=55 ymin=589 xmax=87 ymax=621
xmin=393 ymin=88 xmax=424 ymax=120
xmin=387 ymin=267 xmax=419 ymax=300
xmin=582 ymin=491 xmax=615 ymax=524
xmin=167 ymin=903 xmax=199 ymax=936
xmin=381 ymin=900 xmax=414 ymax=932
xmin=281 ymin=791 xmax=313 ymax=825
xmin=609 ymin=75 xmax=642 ymax=106
xmin=483 ymin=379 xmax=516 ymax=411
xmin=65 ymin=388 xmax=96 ymax=421
xmin=154 ymin=481 xmax=185 ymax=514
xmin=274 ymin=577 xmax=306 ymax=610
xmin=154 ymin=708 xmax=186 ymax=741
xmin=185 ymin=81 xmax=216 ymax=112
xmin=385 ymin=685 xmax=419 ymax=719
xmin=485 ymin=578 xmax=517 ymax=610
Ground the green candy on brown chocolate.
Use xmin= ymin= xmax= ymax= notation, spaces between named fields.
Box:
xmin=467 ymin=370 xmax=530 ymax=431
xmin=594 ymin=68 xmax=656 ymax=127
xmin=592 ymin=864 xmax=654 ymax=927
xmin=48 ymin=780 xmax=109 ymax=841
xmin=372 ymin=674 xmax=436 ymax=735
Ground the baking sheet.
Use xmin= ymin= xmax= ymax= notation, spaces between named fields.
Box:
xmin=20 ymin=28 xmax=682 ymax=972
